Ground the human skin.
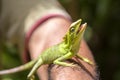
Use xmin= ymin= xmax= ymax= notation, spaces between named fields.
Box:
xmin=28 ymin=17 xmax=97 ymax=80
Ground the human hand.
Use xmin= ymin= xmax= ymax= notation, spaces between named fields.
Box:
xmin=28 ymin=17 xmax=97 ymax=80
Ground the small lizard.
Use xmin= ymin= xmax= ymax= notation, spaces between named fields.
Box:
xmin=0 ymin=19 xmax=94 ymax=80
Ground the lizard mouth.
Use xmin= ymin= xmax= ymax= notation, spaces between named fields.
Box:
xmin=77 ymin=23 xmax=87 ymax=36
xmin=77 ymin=26 xmax=81 ymax=34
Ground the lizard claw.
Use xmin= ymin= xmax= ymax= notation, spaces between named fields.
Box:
xmin=67 ymin=63 xmax=76 ymax=67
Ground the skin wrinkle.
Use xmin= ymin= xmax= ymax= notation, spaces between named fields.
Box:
xmin=41 ymin=61 xmax=99 ymax=80
xmin=48 ymin=58 xmax=97 ymax=80
xmin=73 ymin=58 xmax=96 ymax=79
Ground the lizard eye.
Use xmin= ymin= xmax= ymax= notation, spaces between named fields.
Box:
xmin=70 ymin=27 xmax=75 ymax=32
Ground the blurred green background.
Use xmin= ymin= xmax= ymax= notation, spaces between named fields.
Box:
xmin=0 ymin=0 xmax=120 ymax=80
xmin=60 ymin=0 xmax=120 ymax=80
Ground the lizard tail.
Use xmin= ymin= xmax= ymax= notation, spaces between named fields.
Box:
xmin=27 ymin=58 xmax=43 ymax=79
xmin=0 ymin=60 xmax=37 ymax=75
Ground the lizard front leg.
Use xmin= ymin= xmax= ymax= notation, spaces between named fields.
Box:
xmin=53 ymin=52 xmax=75 ymax=67
xmin=76 ymin=54 xmax=94 ymax=65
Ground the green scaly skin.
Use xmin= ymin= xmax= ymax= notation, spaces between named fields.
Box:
xmin=0 ymin=19 xmax=94 ymax=80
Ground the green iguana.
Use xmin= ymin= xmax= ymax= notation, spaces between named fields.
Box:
xmin=0 ymin=19 xmax=94 ymax=80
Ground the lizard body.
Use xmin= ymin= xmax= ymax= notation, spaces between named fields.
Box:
xmin=0 ymin=19 xmax=93 ymax=80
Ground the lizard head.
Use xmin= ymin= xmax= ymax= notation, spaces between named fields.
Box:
xmin=64 ymin=19 xmax=87 ymax=52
